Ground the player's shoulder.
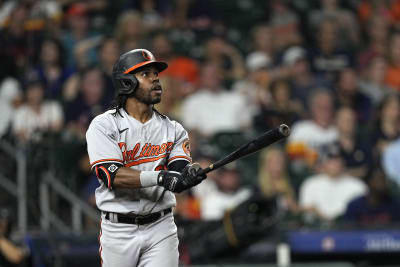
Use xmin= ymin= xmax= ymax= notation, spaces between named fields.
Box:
xmin=153 ymin=109 xmax=187 ymax=131
xmin=89 ymin=109 xmax=119 ymax=130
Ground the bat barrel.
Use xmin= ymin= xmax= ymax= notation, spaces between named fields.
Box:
xmin=279 ymin=124 xmax=290 ymax=137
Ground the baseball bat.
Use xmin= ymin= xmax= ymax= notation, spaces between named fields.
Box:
xmin=198 ymin=124 xmax=290 ymax=176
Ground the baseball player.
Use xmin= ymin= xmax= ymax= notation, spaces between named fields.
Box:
xmin=86 ymin=48 xmax=206 ymax=267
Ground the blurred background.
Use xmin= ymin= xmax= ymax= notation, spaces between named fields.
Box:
xmin=0 ymin=0 xmax=400 ymax=266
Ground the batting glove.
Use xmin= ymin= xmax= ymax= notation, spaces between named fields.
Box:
xmin=157 ymin=171 xmax=186 ymax=193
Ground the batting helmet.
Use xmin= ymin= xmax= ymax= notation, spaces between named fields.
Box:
xmin=112 ymin=49 xmax=168 ymax=95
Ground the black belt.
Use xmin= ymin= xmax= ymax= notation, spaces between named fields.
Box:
xmin=104 ymin=208 xmax=172 ymax=225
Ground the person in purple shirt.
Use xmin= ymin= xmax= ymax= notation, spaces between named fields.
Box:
xmin=343 ymin=164 xmax=400 ymax=226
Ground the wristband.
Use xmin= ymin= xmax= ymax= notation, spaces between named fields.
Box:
xmin=139 ymin=171 xmax=160 ymax=187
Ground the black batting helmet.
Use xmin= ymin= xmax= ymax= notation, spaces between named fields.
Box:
xmin=112 ymin=49 xmax=168 ymax=95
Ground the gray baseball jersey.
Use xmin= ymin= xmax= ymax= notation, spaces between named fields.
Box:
xmin=86 ymin=108 xmax=191 ymax=214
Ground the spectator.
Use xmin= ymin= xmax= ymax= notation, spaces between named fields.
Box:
xmin=64 ymin=67 xmax=107 ymax=141
xmin=269 ymin=0 xmax=302 ymax=52
xmin=129 ymin=0 xmax=172 ymax=32
xmin=232 ymin=51 xmax=272 ymax=116
xmin=382 ymin=137 xmax=400 ymax=187
xmin=248 ymin=24 xmax=275 ymax=59
xmin=200 ymin=165 xmax=251 ymax=221
xmin=203 ymin=36 xmax=245 ymax=82
xmin=357 ymin=0 xmax=392 ymax=25
xmin=310 ymin=18 xmax=353 ymax=83
xmin=299 ymin=143 xmax=366 ymax=222
xmin=359 ymin=56 xmax=393 ymax=105
xmin=343 ymin=164 xmax=400 ymax=226
xmin=0 ymin=207 xmax=29 ymax=266
xmin=335 ymin=106 xmax=373 ymax=178
xmin=151 ymin=34 xmax=198 ymax=119
xmin=287 ymin=90 xmax=338 ymax=165
xmin=114 ymin=10 xmax=147 ymax=52
xmin=253 ymin=79 xmax=302 ymax=133
xmin=335 ymin=68 xmax=372 ymax=124
xmin=257 ymin=146 xmax=299 ymax=214
xmin=174 ymin=191 xmax=201 ymax=221
xmin=27 ymin=38 xmax=75 ymax=100
xmin=192 ymin=153 xmax=219 ymax=203
xmin=309 ymin=0 xmax=360 ymax=48
xmin=385 ymin=32 xmax=400 ymax=91
xmin=97 ymin=37 xmax=121 ymax=103
xmin=0 ymin=3 xmax=40 ymax=78
xmin=284 ymin=46 xmax=331 ymax=109
xmin=181 ymin=63 xmax=252 ymax=137
xmin=12 ymin=81 xmax=64 ymax=144
xmin=61 ymin=3 xmax=101 ymax=69
xmin=358 ymin=15 xmax=389 ymax=71
xmin=371 ymin=93 xmax=400 ymax=157
xmin=0 ymin=78 xmax=22 ymax=139
xmin=155 ymin=34 xmax=199 ymax=86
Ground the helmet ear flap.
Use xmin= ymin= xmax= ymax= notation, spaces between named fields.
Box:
xmin=121 ymin=79 xmax=132 ymax=88
xmin=118 ymin=76 xmax=138 ymax=94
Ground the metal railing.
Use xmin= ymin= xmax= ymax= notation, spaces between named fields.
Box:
xmin=39 ymin=171 xmax=100 ymax=233
xmin=0 ymin=140 xmax=27 ymax=235
xmin=0 ymin=140 xmax=100 ymax=234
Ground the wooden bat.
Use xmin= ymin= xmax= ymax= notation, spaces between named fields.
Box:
xmin=198 ymin=124 xmax=290 ymax=176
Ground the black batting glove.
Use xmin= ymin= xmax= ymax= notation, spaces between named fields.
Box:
xmin=157 ymin=171 xmax=186 ymax=193
xmin=181 ymin=162 xmax=207 ymax=188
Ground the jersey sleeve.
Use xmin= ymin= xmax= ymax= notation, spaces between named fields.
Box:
xmin=167 ymin=121 xmax=192 ymax=166
xmin=86 ymin=117 xmax=124 ymax=169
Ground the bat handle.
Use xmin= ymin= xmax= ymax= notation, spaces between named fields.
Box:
xmin=198 ymin=165 xmax=213 ymax=176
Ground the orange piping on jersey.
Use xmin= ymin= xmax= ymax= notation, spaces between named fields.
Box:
xmin=168 ymin=155 xmax=192 ymax=163
xmin=99 ymin=166 xmax=111 ymax=189
xmin=123 ymin=61 xmax=153 ymax=74
xmin=95 ymin=166 xmax=101 ymax=181
xmin=125 ymin=154 xmax=167 ymax=167
xmin=90 ymin=158 xmax=123 ymax=167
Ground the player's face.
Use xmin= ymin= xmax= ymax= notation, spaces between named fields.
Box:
xmin=134 ymin=66 xmax=162 ymax=104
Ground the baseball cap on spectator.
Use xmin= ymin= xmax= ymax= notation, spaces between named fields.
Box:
xmin=246 ymin=51 xmax=272 ymax=72
xmin=282 ymin=46 xmax=306 ymax=66
xmin=0 ymin=78 xmax=21 ymax=101
xmin=66 ymin=3 xmax=87 ymax=17
xmin=161 ymin=57 xmax=199 ymax=85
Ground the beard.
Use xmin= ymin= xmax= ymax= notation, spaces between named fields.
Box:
xmin=133 ymin=84 xmax=162 ymax=104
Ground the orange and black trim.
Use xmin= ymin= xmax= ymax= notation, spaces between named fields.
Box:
xmin=168 ymin=155 xmax=192 ymax=164
xmin=90 ymin=158 xmax=124 ymax=168
xmin=98 ymin=166 xmax=112 ymax=189
xmin=123 ymin=60 xmax=154 ymax=74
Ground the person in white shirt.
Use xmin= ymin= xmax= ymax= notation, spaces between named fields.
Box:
xmin=299 ymin=143 xmax=366 ymax=221
xmin=0 ymin=78 xmax=22 ymax=138
xmin=287 ymin=89 xmax=338 ymax=168
xmin=288 ymin=89 xmax=338 ymax=151
xmin=181 ymin=63 xmax=252 ymax=137
xmin=200 ymin=165 xmax=251 ymax=221
xmin=12 ymin=81 xmax=63 ymax=144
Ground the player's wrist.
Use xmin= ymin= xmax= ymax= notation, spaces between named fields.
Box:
xmin=139 ymin=171 xmax=160 ymax=187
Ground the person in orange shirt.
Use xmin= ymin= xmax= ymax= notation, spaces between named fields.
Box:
xmin=385 ymin=32 xmax=400 ymax=91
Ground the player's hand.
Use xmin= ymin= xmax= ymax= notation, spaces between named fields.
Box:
xmin=157 ymin=171 xmax=186 ymax=193
xmin=181 ymin=162 xmax=207 ymax=188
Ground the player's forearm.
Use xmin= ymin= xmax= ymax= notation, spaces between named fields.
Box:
xmin=113 ymin=167 xmax=143 ymax=189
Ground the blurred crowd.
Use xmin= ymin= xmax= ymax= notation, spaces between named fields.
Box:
xmin=1 ymin=0 xmax=400 ymax=241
